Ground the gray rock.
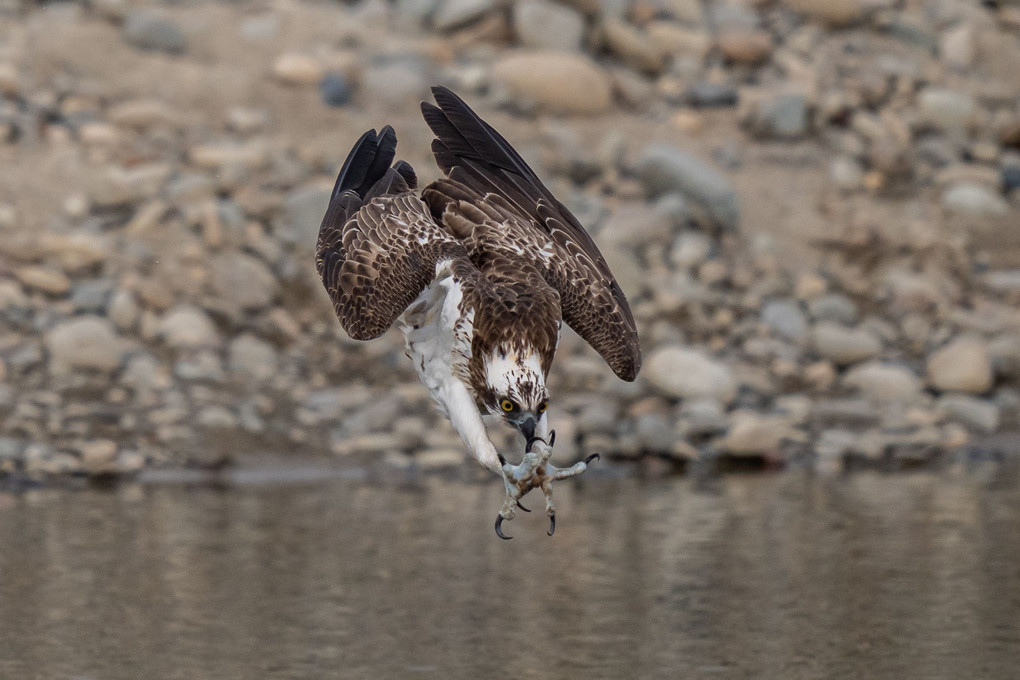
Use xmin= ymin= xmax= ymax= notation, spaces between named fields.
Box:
xmin=678 ymin=397 xmax=728 ymax=437
xmin=927 ymin=337 xmax=994 ymax=394
xmin=635 ymin=413 xmax=677 ymax=452
xmin=491 ymin=51 xmax=612 ymax=115
xmin=644 ymin=345 xmax=738 ymax=404
xmin=281 ymin=184 xmax=332 ymax=246
xmin=45 ymin=316 xmax=126 ymax=374
xmin=228 ymin=334 xmax=278 ymax=380
xmin=829 ymin=156 xmax=865 ymax=190
xmin=718 ymin=411 xmax=797 ymax=456
xmin=174 ymin=350 xmax=224 ymax=382
xmin=918 ymin=88 xmax=976 ymax=134
xmin=108 ymin=289 xmax=140 ymax=331
xmin=209 ymin=252 xmax=279 ymax=312
xmin=513 ymin=0 xmax=586 ymax=52
xmin=636 ymin=144 xmax=739 ymax=230
xmin=843 ymin=361 xmax=923 ymax=403
xmin=938 ymin=394 xmax=999 ymax=433
xmin=319 ymin=72 xmax=352 ymax=107
xmin=70 ymin=280 xmax=113 ymax=314
xmin=683 ymin=81 xmax=739 ymax=108
xmin=1002 ymin=165 xmax=1020 ymax=193
xmin=782 ymin=0 xmax=866 ymax=27
xmin=808 ymin=294 xmax=858 ymax=324
xmin=811 ymin=322 xmax=882 ymax=365
xmin=669 ymin=230 xmax=712 ymax=269
xmin=158 ymin=305 xmax=221 ymax=348
xmin=432 ymin=0 xmax=495 ymax=31
xmin=942 ymin=182 xmax=1009 ymax=217
xmin=748 ymin=93 xmax=810 ymax=140
xmin=361 ymin=59 xmax=430 ymax=108
xmin=761 ymin=299 xmax=809 ymax=342
xmin=122 ymin=10 xmax=187 ymax=54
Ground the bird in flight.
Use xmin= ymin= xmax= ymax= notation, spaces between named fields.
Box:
xmin=316 ymin=87 xmax=640 ymax=538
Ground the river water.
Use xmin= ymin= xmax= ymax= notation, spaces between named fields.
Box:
xmin=1 ymin=463 xmax=1018 ymax=680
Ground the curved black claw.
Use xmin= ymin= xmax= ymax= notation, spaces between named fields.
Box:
xmin=516 ymin=500 xmax=531 ymax=513
xmin=547 ymin=514 xmax=556 ymax=537
xmin=584 ymin=452 xmax=601 ymax=465
xmin=495 ymin=515 xmax=512 ymax=540
xmin=525 ymin=436 xmax=548 ymax=454
xmin=549 ymin=430 xmax=556 ymax=447
xmin=498 ymin=453 xmax=508 ymax=466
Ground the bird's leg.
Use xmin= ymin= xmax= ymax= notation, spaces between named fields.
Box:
xmin=493 ymin=430 xmax=600 ymax=539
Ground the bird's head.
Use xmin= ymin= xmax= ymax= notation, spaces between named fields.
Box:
xmin=483 ymin=348 xmax=549 ymax=449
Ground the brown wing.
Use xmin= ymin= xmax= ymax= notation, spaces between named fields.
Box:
xmin=420 ymin=87 xmax=641 ymax=381
xmin=315 ymin=126 xmax=468 ymax=340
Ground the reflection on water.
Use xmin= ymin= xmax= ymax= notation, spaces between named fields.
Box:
xmin=1 ymin=466 xmax=1019 ymax=680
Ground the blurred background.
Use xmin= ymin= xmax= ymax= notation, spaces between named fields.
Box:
xmin=0 ymin=1 xmax=1019 ymax=677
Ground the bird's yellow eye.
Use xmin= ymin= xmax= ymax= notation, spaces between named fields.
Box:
xmin=538 ymin=401 xmax=548 ymax=413
xmin=500 ymin=399 xmax=515 ymax=412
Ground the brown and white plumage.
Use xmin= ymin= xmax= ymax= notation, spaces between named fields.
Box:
xmin=316 ymin=87 xmax=640 ymax=536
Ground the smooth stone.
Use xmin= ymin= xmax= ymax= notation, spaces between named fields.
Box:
xmin=122 ymin=10 xmax=187 ymax=54
xmin=602 ymin=19 xmax=665 ymax=73
xmin=718 ymin=411 xmax=795 ymax=456
xmin=15 ymin=266 xmax=70 ymax=295
xmin=808 ymin=294 xmax=858 ymax=324
xmin=811 ymin=322 xmax=882 ymax=366
xmin=942 ymin=183 xmax=1009 ymax=217
xmin=927 ymin=337 xmax=994 ymax=394
xmin=108 ymin=289 xmax=140 ymax=330
xmin=940 ymin=23 xmax=976 ymax=70
xmin=491 ymin=51 xmax=612 ymax=115
xmin=635 ymin=144 xmax=739 ymax=230
xmin=717 ymin=29 xmax=773 ymax=65
xmin=683 ymin=81 xmax=739 ymax=108
xmin=228 ymin=334 xmax=278 ymax=380
xmin=209 ymin=252 xmax=279 ymax=312
xmin=679 ymin=398 xmax=728 ymax=437
xmin=829 ymin=156 xmax=864 ymax=190
xmin=937 ymin=394 xmax=1000 ymax=433
xmin=45 ymin=316 xmax=126 ymax=374
xmin=158 ymin=305 xmax=221 ymax=348
xmin=644 ymin=345 xmax=738 ymax=404
xmin=761 ymin=299 xmax=809 ymax=342
xmin=843 ymin=361 xmax=923 ymax=403
xmin=273 ymin=52 xmax=325 ymax=85
xmin=782 ymin=0 xmax=865 ymax=27
xmin=748 ymin=93 xmax=810 ymax=140
xmin=1002 ymin=165 xmax=1020 ymax=193
xmin=918 ymin=88 xmax=977 ymax=134
xmin=513 ymin=0 xmax=586 ymax=52
xmin=432 ymin=0 xmax=495 ymax=31
xmin=108 ymin=99 xmax=178 ymax=129
xmin=319 ymin=72 xmax=352 ymax=107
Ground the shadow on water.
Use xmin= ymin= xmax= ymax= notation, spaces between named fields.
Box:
xmin=1 ymin=463 xmax=1019 ymax=680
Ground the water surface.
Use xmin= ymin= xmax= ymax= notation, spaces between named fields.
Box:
xmin=1 ymin=465 xmax=1018 ymax=679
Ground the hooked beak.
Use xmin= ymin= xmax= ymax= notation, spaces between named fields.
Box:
xmin=519 ymin=417 xmax=542 ymax=453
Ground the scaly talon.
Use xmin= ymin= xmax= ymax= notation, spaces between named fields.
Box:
xmin=584 ymin=452 xmax=600 ymax=465
xmin=516 ymin=500 xmax=531 ymax=512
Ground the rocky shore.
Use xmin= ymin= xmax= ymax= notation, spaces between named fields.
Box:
xmin=0 ymin=0 xmax=1018 ymax=479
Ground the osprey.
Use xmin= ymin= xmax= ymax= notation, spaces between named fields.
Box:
xmin=316 ymin=87 xmax=640 ymax=538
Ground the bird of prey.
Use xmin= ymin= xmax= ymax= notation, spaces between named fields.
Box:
xmin=316 ymin=87 xmax=640 ymax=538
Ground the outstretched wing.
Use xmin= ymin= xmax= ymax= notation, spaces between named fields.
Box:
xmin=420 ymin=86 xmax=641 ymax=381
xmin=316 ymin=126 xmax=467 ymax=340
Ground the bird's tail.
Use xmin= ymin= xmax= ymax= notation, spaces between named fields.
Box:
xmin=326 ymin=126 xmax=418 ymax=223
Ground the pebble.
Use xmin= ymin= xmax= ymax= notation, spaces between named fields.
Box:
xmin=157 ymin=305 xmax=221 ymax=348
xmin=209 ymin=252 xmax=279 ymax=313
xmin=683 ymin=82 xmax=739 ymax=108
xmin=319 ymin=73 xmax=352 ymax=107
xmin=644 ymin=345 xmax=738 ymax=404
xmin=808 ymin=294 xmax=858 ymax=325
xmin=717 ymin=29 xmax=773 ymax=65
xmin=512 ymin=0 xmax=586 ymax=52
xmin=747 ymin=93 xmax=810 ymax=140
xmin=15 ymin=266 xmax=71 ymax=295
xmin=122 ymin=10 xmax=187 ymax=54
xmin=602 ymin=19 xmax=665 ymax=73
xmin=927 ymin=337 xmax=994 ymax=394
xmin=937 ymin=394 xmax=1000 ymax=433
xmin=273 ymin=53 xmax=325 ymax=86
xmin=761 ymin=299 xmax=809 ymax=342
xmin=432 ymin=0 xmax=495 ymax=31
xmin=782 ymin=0 xmax=866 ymax=27
xmin=917 ymin=88 xmax=977 ymax=134
xmin=811 ymin=322 xmax=882 ymax=366
xmin=45 ymin=316 xmax=126 ymax=374
xmin=678 ymin=398 xmax=728 ymax=437
xmin=228 ymin=334 xmax=278 ymax=380
xmin=718 ymin=411 xmax=796 ymax=456
xmin=491 ymin=51 xmax=612 ymax=115
xmin=942 ymin=183 xmax=1009 ymax=217
xmin=842 ymin=361 xmax=923 ymax=403
xmin=281 ymin=184 xmax=333 ymax=246
xmin=635 ymin=144 xmax=740 ymax=230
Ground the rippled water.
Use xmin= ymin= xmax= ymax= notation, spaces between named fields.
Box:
xmin=1 ymin=464 xmax=1018 ymax=680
